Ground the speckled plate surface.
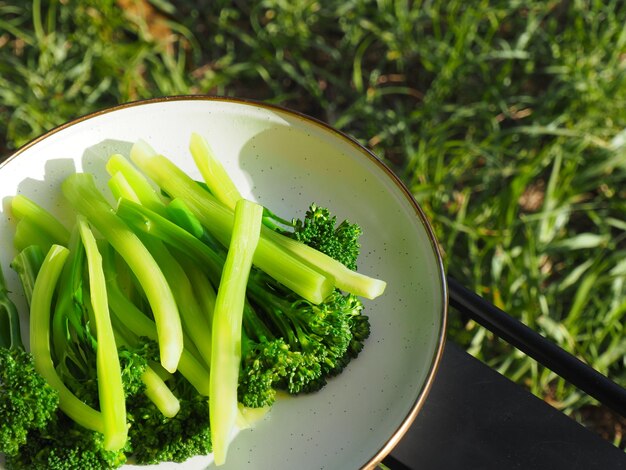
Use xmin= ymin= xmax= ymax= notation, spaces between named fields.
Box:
xmin=0 ymin=97 xmax=447 ymax=470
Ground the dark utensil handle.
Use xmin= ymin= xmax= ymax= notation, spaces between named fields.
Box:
xmin=447 ymin=276 xmax=626 ymax=418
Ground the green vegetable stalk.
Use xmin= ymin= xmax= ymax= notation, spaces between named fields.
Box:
xmin=101 ymin=245 xmax=212 ymax=397
xmin=77 ymin=216 xmax=127 ymax=451
xmin=62 ymin=173 xmax=183 ymax=373
xmin=0 ymin=263 xmax=23 ymax=350
xmin=129 ymin=141 xmax=334 ymax=304
xmin=189 ymin=132 xmax=242 ymax=210
xmin=11 ymin=194 xmax=70 ymax=251
xmin=210 ymin=199 xmax=263 ymax=466
xmin=29 ymin=244 xmax=104 ymax=434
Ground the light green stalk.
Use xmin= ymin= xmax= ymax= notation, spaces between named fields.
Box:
xmin=183 ymin=136 xmax=385 ymax=299
xmin=189 ymin=132 xmax=242 ymax=210
xmin=112 ymin=324 xmax=181 ymax=419
xmin=77 ymin=216 xmax=127 ymax=451
xmin=210 ymin=199 xmax=263 ymax=466
xmin=30 ymin=244 xmax=104 ymax=433
xmin=11 ymin=194 xmax=70 ymax=246
xmin=0 ymin=263 xmax=23 ymax=350
xmin=115 ymin=197 xmax=224 ymax=284
xmin=130 ymin=143 xmax=333 ymax=304
xmin=13 ymin=218 xmax=56 ymax=253
xmin=182 ymin=259 xmax=217 ymax=327
xmin=141 ymin=366 xmax=181 ymax=418
xmin=262 ymin=227 xmax=387 ymax=299
xmin=107 ymin=171 xmax=141 ymax=204
xmin=62 ymin=173 xmax=183 ymax=373
xmin=102 ymin=247 xmax=211 ymax=396
xmin=141 ymin=235 xmax=213 ymax=368
xmin=105 ymin=153 xmax=167 ymax=216
xmin=10 ymin=245 xmax=45 ymax=307
xmin=106 ymin=286 xmax=210 ymax=396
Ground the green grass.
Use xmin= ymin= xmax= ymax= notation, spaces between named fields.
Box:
xmin=1 ymin=0 xmax=626 ymax=445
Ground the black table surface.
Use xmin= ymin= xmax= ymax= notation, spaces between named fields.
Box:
xmin=387 ymin=340 xmax=626 ymax=470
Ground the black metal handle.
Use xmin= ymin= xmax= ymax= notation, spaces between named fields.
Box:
xmin=447 ymin=276 xmax=626 ymax=418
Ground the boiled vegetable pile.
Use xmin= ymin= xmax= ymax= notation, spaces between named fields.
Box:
xmin=0 ymin=133 xmax=386 ymax=469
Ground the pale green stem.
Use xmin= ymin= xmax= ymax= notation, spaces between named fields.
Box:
xmin=30 ymin=244 xmax=104 ymax=433
xmin=210 ymin=199 xmax=263 ymax=466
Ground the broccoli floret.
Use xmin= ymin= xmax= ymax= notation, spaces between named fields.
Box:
xmin=0 ymin=263 xmax=60 ymax=457
xmin=238 ymin=304 xmax=320 ymax=407
xmin=0 ymin=348 xmax=60 ymax=457
xmin=117 ymin=339 xmax=159 ymax=398
xmin=238 ymin=202 xmax=371 ymax=401
xmin=5 ymin=414 xmax=127 ymax=470
xmin=4 ymin=334 xmax=158 ymax=469
xmin=291 ymin=204 xmax=362 ymax=271
xmin=246 ymin=273 xmax=360 ymax=396
xmin=347 ymin=310 xmax=371 ymax=358
xmin=238 ymin=333 xmax=287 ymax=408
xmin=127 ymin=375 xmax=211 ymax=465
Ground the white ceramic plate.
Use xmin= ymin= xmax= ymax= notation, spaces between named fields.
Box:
xmin=0 ymin=97 xmax=447 ymax=470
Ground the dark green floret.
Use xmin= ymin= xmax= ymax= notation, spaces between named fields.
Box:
xmin=0 ymin=347 xmax=60 ymax=457
xmin=0 ymin=263 xmax=60 ymax=457
xmin=5 ymin=414 xmax=127 ymax=470
xmin=291 ymin=204 xmax=363 ymax=271
xmin=246 ymin=271 xmax=364 ymax=395
xmin=127 ymin=374 xmax=212 ymax=465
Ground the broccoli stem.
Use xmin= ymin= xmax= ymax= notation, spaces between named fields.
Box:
xmin=129 ymin=145 xmax=333 ymax=304
xmin=210 ymin=199 xmax=263 ymax=466
xmin=242 ymin=300 xmax=275 ymax=344
xmin=77 ymin=216 xmax=128 ymax=451
xmin=29 ymin=244 xmax=105 ymax=433
xmin=116 ymin=197 xmax=225 ymax=283
xmin=0 ymin=263 xmax=23 ymax=350
xmin=10 ymin=245 xmax=44 ymax=308
xmin=112 ymin=326 xmax=181 ymax=419
xmin=189 ymin=132 xmax=242 ymax=210
xmin=107 ymin=284 xmax=211 ymax=396
xmin=11 ymin=194 xmax=71 ymax=246
xmin=185 ymin=134 xmax=385 ymax=299
xmin=167 ymin=198 xmax=206 ymax=239
xmin=246 ymin=280 xmax=299 ymax=348
xmin=182 ymin=259 xmax=217 ymax=328
xmin=141 ymin=366 xmax=181 ymax=418
xmin=13 ymin=218 xmax=57 ymax=253
xmin=50 ymin=226 xmax=91 ymax=376
xmin=105 ymin=153 xmax=167 ymax=217
xmin=102 ymin=256 xmax=211 ymax=397
xmin=107 ymin=170 xmax=141 ymax=204
xmin=141 ymin=235 xmax=213 ymax=368
xmin=262 ymin=226 xmax=387 ymax=299
xmin=62 ymin=173 xmax=183 ymax=373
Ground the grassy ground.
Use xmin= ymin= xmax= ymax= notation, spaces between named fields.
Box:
xmin=1 ymin=0 xmax=625 ymax=446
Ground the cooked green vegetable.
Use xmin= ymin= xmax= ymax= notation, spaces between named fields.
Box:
xmin=11 ymin=195 xmax=70 ymax=250
xmin=29 ymin=244 xmax=105 ymax=433
xmin=0 ymin=263 xmax=59 ymax=457
xmin=210 ymin=198 xmax=263 ymax=465
xmin=189 ymin=132 xmax=242 ymax=210
xmin=62 ymin=173 xmax=183 ymax=373
xmin=130 ymin=140 xmax=335 ymax=304
xmin=76 ymin=216 xmax=127 ymax=451
xmin=1 ymin=133 xmax=385 ymax=468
